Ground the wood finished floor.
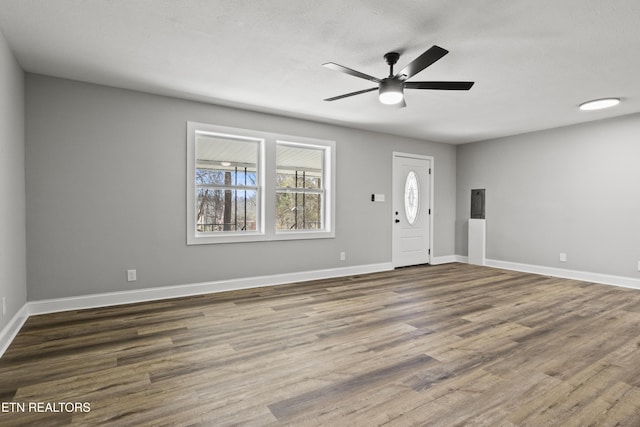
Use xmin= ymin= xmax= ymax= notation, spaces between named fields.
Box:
xmin=2 ymin=263 xmax=640 ymax=426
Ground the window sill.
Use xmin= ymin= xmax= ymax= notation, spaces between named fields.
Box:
xmin=187 ymin=229 xmax=334 ymax=245
xmin=274 ymin=230 xmax=335 ymax=240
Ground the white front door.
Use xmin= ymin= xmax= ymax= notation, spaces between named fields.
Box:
xmin=392 ymin=153 xmax=432 ymax=268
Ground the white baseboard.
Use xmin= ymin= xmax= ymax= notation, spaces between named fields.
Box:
xmin=0 ymin=304 xmax=29 ymax=359
xmin=430 ymin=255 xmax=463 ymax=265
xmin=26 ymin=262 xmax=394 ymax=316
xmin=447 ymin=255 xmax=640 ymax=290
xmin=484 ymin=259 xmax=640 ymax=290
xmin=0 ymin=262 xmax=393 ymax=358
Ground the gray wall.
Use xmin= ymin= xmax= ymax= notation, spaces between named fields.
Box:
xmin=0 ymin=30 xmax=26 ymax=328
xmin=456 ymin=114 xmax=640 ymax=279
xmin=26 ymin=74 xmax=457 ymax=300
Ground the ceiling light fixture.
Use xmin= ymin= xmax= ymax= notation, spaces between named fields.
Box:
xmin=378 ymin=78 xmax=404 ymax=105
xmin=220 ymin=161 xmax=231 ymax=167
xmin=579 ymin=98 xmax=620 ymax=111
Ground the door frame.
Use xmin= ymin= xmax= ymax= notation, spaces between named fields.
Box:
xmin=392 ymin=152 xmax=434 ymax=268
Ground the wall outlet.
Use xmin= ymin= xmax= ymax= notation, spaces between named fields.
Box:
xmin=559 ymin=253 xmax=567 ymax=262
xmin=127 ymin=269 xmax=137 ymax=282
xmin=340 ymin=252 xmax=346 ymax=261
xmin=2 ymin=297 xmax=6 ymax=317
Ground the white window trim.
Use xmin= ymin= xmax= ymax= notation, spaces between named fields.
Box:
xmin=187 ymin=121 xmax=335 ymax=245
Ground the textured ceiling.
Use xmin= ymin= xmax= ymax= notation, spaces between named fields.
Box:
xmin=1 ymin=0 xmax=639 ymax=144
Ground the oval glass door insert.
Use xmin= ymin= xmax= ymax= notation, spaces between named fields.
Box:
xmin=404 ymin=170 xmax=419 ymax=225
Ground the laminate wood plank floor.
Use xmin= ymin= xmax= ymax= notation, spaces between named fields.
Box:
xmin=2 ymin=263 xmax=640 ymax=426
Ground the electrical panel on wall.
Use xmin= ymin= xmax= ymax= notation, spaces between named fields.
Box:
xmin=471 ymin=189 xmax=485 ymax=219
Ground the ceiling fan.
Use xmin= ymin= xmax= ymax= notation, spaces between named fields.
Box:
xmin=323 ymin=45 xmax=474 ymax=108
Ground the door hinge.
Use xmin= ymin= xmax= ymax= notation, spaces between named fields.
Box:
xmin=428 ymin=209 xmax=431 ymax=215
xmin=428 ymin=249 xmax=431 ymax=255
xmin=429 ymin=168 xmax=432 ymax=175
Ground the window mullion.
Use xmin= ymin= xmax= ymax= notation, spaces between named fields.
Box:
xmin=197 ymin=184 xmax=259 ymax=191
xmin=263 ymin=136 xmax=277 ymax=239
xmin=275 ymin=188 xmax=324 ymax=194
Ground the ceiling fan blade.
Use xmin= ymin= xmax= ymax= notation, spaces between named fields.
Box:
xmin=322 ymin=62 xmax=381 ymax=83
xmin=404 ymin=81 xmax=475 ymax=90
xmin=397 ymin=45 xmax=448 ymax=80
xmin=323 ymin=87 xmax=378 ymax=101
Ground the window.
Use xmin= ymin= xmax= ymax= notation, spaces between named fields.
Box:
xmin=404 ymin=170 xmax=419 ymax=225
xmin=276 ymin=143 xmax=326 ymax=231
xmin=187 ymin=122 xmax=335 ymax=244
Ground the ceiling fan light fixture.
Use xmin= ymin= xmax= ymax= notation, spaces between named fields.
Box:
xmin=379 ymin=78 xmax=404 ymax=105
xmin=579 ymin=98 xmax=620 ymax=111
xmin=379 ymin=90 xmax=404 ymax=105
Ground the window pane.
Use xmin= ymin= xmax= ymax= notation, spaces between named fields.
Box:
xmin=196 ymin=133 xmax=258 ymax=185
xmin=194 ymin=132 xmax=260 ymax=234
xmin=196 ymin=188 xmax=257 ymax=233
xmin=276 ymin=144 xmax=323 ymax=189
xmin=276 ymin=192 xmax=322 ymax=230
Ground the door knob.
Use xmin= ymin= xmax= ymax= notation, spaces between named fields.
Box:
xmin=395 ymin=219 xmax=400 ymax=223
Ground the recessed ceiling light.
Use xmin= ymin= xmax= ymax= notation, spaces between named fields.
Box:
xmin=220 ymin=161 xmax=231 ymax=167
xmin=579 ymin=98 xmax=620 ymax=111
